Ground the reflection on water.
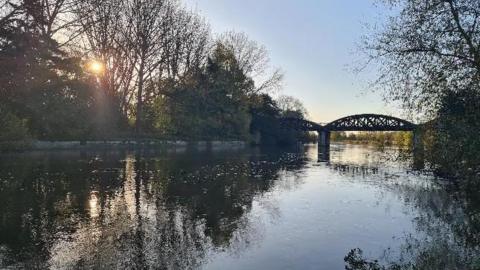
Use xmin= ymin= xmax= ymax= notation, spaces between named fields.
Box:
xmin=0 ymin=145 xmax=478 ymax=269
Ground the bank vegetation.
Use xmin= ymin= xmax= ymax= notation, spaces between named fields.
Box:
xmin=0 ymin=0 xmax=309 ymax=149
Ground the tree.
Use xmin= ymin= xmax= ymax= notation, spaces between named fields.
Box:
xmin=362 ymin=0 xmax=480 ymax=117
xmin=248 ymin=94 xmax=283 ymax=145
xmin=0 ymin=1 xmax=22 ymax=29
xmin=143 ymin=3 xmax=211 ymax=105
xmin=121 ymin=0 xmax=167 ymax=136
xmin=158 ymin=4 xmax=211 ymax=81
xmin=219 ymin=31 xmax=283 ymax=94
xmin=1 ymin=0 xmax=302 ymax=145
xmin=0 ymin=2 xmax=97 ymax=140
xmin=424 ymin=89 xmax=480 ymax=178
xmin=196 ymin=43 xmax=254 ymax=139
xmin=361 ymin=0 xmax=480 ymax=180
xmin=76 ymin=0 xmax=134 ymax=112
xmin=0 ymin=104 xmax=30 ymax=142
xmin=145 ymin=43 xmax=253 ymax=140
xmin=276 ymin=95 xmax=308 ymax=119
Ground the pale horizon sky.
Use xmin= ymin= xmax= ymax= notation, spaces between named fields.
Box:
xmin=184 ymin=0 xmax=402 ymax=123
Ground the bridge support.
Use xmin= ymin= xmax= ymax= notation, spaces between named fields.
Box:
xmin=318 ymin=145 xmax=330 ymax=162
xmin=318 ymin=130 xmax=331 ymax=162
xmin=413 ymin=129 xmax=424 ymax=170
xmin=319 ymin=130 xmax=330 ymax=148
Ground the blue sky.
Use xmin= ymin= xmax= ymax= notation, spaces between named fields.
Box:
xmin=184 ymin=0 xmax=396 ymax=123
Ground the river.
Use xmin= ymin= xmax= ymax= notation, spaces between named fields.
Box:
xmin=0 ymin=144 xmax=478 ymax=269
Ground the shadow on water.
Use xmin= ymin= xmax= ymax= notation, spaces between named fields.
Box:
xmin=0 ymin=146 xmax=309 ymax=269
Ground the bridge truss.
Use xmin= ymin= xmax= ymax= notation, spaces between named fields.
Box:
xmin=325 ymin=114 xmax=416 ymax=131
xmin=280 ymin=114 xmax=416 ymax=132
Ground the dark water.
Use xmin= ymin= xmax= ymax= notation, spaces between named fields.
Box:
xmin=0 ymin=144 xmax=478 ymax=269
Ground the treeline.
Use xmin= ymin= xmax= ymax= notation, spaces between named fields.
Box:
xmin=331 ymin=131 xmax=412 ymax=147
xmin=0 ymin=0 xmax=308 ymax=145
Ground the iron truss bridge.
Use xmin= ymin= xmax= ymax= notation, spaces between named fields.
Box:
xmin=280 ymin=114 xmax=417 ymax=132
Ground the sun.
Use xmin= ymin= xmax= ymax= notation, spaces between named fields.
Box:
xmin=88 ymin=60 xmax=104 ymax=74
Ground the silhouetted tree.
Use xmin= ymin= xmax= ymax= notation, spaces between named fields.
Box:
xmin=362 ymin=0 xmax=480 ymax=180
xmin=0 ymin=2 xmax=96 ymax=140
xmin=362 ymin=0 xmax=480 ymax=116
xmin=219 ymin=31 xmax=283 ymax=94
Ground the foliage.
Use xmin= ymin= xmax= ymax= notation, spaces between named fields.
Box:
xmin=144 ymin=44 xmax=310 ymax=144
xmin=0 ymin=105 xmax=30 ymax=142
xmin=363 ymin=0 xmax=480 ymax=117
xmin=145 ymin=44 xmax=253 ymax=140
xmin=331 ymin=131 xmax=412 ymax=147
xmin=0 ymin=0 xmax=307 ymax=147
xmin=248 ymin=94 xmax=311 ymax=145
xmin=424 ymin=89 xmax=480 ymax=179
xmin=363 ymin=0 xmax=480 ymax=182
xmin=218 ymin=31 xmax=283 ymax=93
xmin=276 ymin=95 xmax=308 ymax=119
xmin=0 ymin=11 xmax=99 ymax=141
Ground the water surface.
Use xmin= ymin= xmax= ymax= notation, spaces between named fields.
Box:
xmin=0 ymin=144 xmax=478 ymax=269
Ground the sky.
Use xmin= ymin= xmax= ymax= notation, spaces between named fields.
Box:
xmin=183 ymin=0 xmax=399 ymax=123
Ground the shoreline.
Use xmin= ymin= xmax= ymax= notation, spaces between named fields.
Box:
xmin=331 ymin=140 xmax=411 ymax=147
xmin=0 ymin=140 xmax=247 ymax=152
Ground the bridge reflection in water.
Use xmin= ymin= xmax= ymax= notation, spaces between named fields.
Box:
xmin=281 ymin=114 xmax=424 ymax=168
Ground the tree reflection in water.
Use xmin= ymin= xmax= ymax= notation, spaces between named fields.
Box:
xmin=0 ymin=147 xmax=308 ymax=269
xmin=1 ymin=145 xmax=479 ymax=269
xmin=330 ymin=145 xmax=480 ymax=269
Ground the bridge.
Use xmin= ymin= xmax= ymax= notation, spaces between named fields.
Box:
xmin=280 ymin=114 xmax=423 ymax=164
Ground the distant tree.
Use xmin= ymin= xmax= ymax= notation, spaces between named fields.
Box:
xmin=331 ymin=131 xmax=347 ymax=141
xmin=276 ymin=95 xmax=308 ymax=119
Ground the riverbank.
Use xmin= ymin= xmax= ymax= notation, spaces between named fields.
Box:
xmin=0 ymin=140 xmax=247 ymax=152
xmin=331 ymin=139 xmax=411 ymax=148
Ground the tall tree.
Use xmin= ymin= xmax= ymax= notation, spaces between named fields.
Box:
xmin=75 ymin=0 xmax=136 ymax=117
xmin=219 ymin=31 xmax=283 ymax=94
xmin=362 ymin=0 xmax=480 ymax=179
xmin=362 ymin=0 xmax=480 ymax=117
xmin=124 ymin=0 xmax=167 ymax=135
xmin=148 ymin=3 xmax=210 ymax=102
xmin=0 ymin=0 xmax=96 ymax=140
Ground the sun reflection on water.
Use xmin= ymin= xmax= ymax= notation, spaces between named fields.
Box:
xmin=89 ymin=192 xmax=99 ymax=219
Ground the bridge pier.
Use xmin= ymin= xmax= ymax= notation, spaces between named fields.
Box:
xmin=413 ymin=129 xmax=425 ymax=170
xmin=319 ymin=130 xmax=330 ymax=148
xmin=318 ymin=145 xmax=330 ymax=162
xmin=318 ymin=130 xmax=331 ymax=162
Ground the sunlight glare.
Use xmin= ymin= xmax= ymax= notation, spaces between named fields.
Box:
xmin=88 ymin=60 xmax=104 ymax=74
